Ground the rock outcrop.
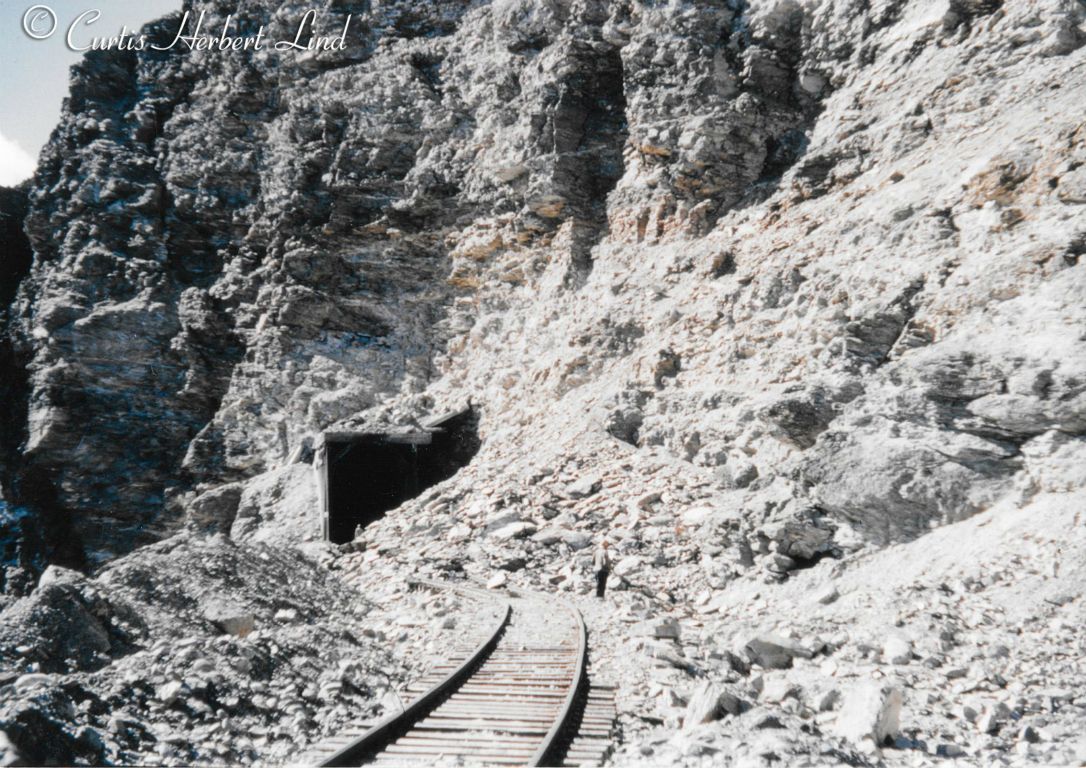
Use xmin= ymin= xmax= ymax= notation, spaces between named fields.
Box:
xmin=6 ymin=0 xmax=1083 ymax=566
xmin=1 ymin=0 xmax=1085 ymax=764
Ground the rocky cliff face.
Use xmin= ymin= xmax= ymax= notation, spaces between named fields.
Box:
xmin=9 ymin=0 xmax=1083 ymax=563
xmin=2 ymin=0 xmax=1085 ymax=764
xmin=7 ymin=0 xmax=850 ymax=563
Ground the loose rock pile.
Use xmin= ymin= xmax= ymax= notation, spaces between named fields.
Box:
xmin=0 ymin=0 xmax=1084 ymax=765
xmin=0 ymin=534 xmax=475 ymax=765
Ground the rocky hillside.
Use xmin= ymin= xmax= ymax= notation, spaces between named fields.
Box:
xmin=1 ymin=0 xmax=1085 ymax=764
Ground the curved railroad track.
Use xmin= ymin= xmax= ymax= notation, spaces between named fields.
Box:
xmin=306 ymin=580 xmax=615 ymax=767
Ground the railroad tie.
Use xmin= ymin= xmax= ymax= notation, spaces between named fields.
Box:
xmin=314 ymin=584 xmax=605 ymax=768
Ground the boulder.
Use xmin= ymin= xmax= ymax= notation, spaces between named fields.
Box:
xmin=13 ymin=674 xmax=52 ymax=692
xmin=201 ymin=601 xmax=255 ymax=637
xmin=491 ymin=521 xmax=537 ymax=540
xmin=0 ymin=705 xmax=79 ymax=765
xmin=36 ymin=565 xmax=87 ymax=589
xmin=977 ymin=702 xmax=1011 ymax=734
xmin=0 ymin=583 xmax=112 ymax=672
xmin=156 ymin=680 xmax=187 ymax=706
xmin=632 ymin=617 xmax=681 ymax=640
xmin=533 ymin=526 xmax=592 ymax=550
xmin=744 ymin=634 xmax=811 ymax=669
xmin=187 ymin=483 xmax=244 ymax=534
xmin=561 ymin=531 xmax=593 ymax=551
xmin=565 ymin=475 xmax=601 ymax=499
xmin=882 ymin=633 xmax=913 ymax=665
xmin=760 ymin=679 xmax=802 ymax=703
xmin=232 ymin=465 xmax=320 ymax=546
xmin=833 ymin=682 xmax=902 ymax=746
xmin=531 ymin=527 xmax=565 ymax=545
xmin=682 ymin=682 xmax=745 ymax=731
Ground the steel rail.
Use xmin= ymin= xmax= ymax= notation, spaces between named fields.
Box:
xmin=509 ymin=588 xmax=588 ymax=767
xmin=314 ymin=578 xmax=591 ymax=767
xmin=316 ymin=589 xmax=511 ymax=767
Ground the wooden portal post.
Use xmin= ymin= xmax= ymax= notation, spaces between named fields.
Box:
xmin=314 ymin=434 xmax=330 ymax=541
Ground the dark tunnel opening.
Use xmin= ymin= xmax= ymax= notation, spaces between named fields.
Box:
xmin=323 ymin=408 xmax=480 ymax=544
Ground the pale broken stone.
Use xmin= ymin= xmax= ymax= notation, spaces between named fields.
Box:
xmin=682 ymin=681 xmax=744 ymax=731
xmin=491 ymin=521 xmax=537 ymax=540
xmin=977 ymin=702 xmax=1011 ymax=734
xmin=565 ymin=475 xmax=601 ymax=499
xmin=156 ymin=680 xmax=187 ymax=705
xmin=13 ymin=673 xmax=51 ymax=692
xmin=883 ymin=633 xmax=913 ymax=665
xmin=760 ymin=678 xmax=802 ymax=704
xmin=202 ymin=601 xmax=255 ymax=637
xmin=632 ymin=617 xmax=682 ymax=640
xmin=834 ymin=682 xmax=902 ymax=746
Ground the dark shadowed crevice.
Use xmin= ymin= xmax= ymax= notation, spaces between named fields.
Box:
xmin=566 ymin=44 xmax=628 ymax=277
xmin=0 ymin=186 xmax=31 ymax=308
xmin=1 ymin=185 xmax=87 ymax=581
xmin=786 ymin=549 xmax=837 ymax=572
xmin=759 ymin=129 xmax=811 ymax=183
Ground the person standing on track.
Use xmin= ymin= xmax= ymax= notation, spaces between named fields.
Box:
xmin=593 ymin=539 xmax=612 ymax=599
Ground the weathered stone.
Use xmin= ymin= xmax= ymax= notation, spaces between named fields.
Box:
xmin=883 ymin=634 xmax=913 ymax=665
xmin=682 ymin=682 xmax=745 ymax=731
xmin=187 ymin=484 xmax=244 ymax=534
xmin=745 ymin=635 xmax=811 ymax=670
xmin=201 ymin=601 xmax=255 ymax=638
xmin=491 ymin=522 xmax=537 ymax=541
xmin=977 ymin=702 xmax=1011 ymax=735
xmin=760 ymin=679 xmax=801 ymax=704
xmin=561 ymin=531 xmax=593 ymax=551
xmin=564 ymin=476 xmax=601 ymax=499
xmin=13 ymin=674 xmax=52 ymax=692
xmin=156 ymin=681 xmax=186 ymax=706
xmin=531 ymin=528 xmax=565 ymax=546
xmin=632 ymin=618 xmax=682 ymax=641
xmin=613 ymin=556 xmax=642 ymax=578
xmin=834 ymin=683 xmax=903 ymax=746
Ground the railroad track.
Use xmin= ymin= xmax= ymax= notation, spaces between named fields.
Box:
xmin=305 ymin=581 xmax=615 ymax=766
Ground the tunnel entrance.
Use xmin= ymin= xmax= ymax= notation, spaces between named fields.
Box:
xmin=320 ymin=408 xmax=480 ymax=544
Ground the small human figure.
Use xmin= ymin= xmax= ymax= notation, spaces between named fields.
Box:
xmin=593 ymin=539 xmax=612 ymax=599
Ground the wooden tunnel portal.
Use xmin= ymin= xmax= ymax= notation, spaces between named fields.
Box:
xmin=319 ymin=408 xmax=480 ymax=544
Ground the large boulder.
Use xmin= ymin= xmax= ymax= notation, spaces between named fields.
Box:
xmin=834 ymin=682 xmax=903 ymax=746
xmin=231 ymin=465 xmax=321 ymax=547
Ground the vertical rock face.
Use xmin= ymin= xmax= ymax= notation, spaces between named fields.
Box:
xmin=0 ymin=186 xmax=32 ymax=499
xmin=3 ymin=0 xmax=1085 ymax=568
xmin=1 ymin=184 xmax=80 ymax=585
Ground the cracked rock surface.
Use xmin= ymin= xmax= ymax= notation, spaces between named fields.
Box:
xmin=1 ymin=0 xmax=1085 ymax=764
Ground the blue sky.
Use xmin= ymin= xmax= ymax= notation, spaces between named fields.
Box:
xmin=0 ymin=0 xmax=180 ymax=185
